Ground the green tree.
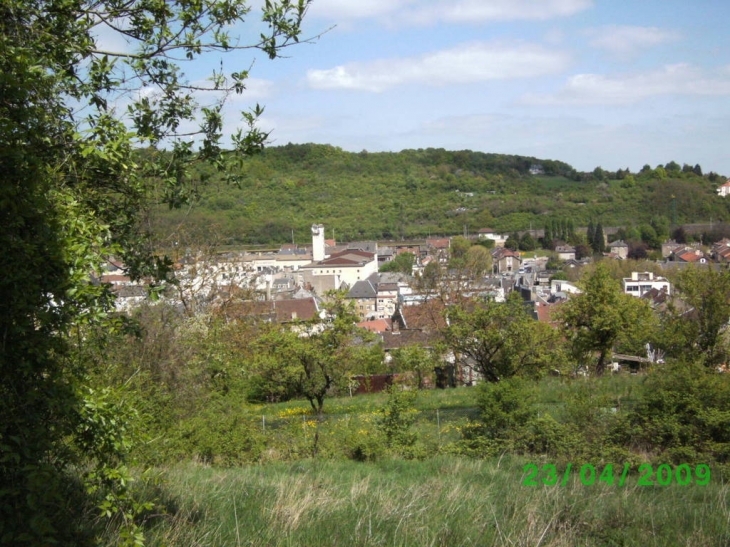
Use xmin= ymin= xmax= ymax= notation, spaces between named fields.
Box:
xmin=558 ymin=264 xmax=655 ymax=375
xmin=448 ymin=235 xmax=472 ymax=268
xmin=443 ymin=294 xmax=564 ymax=382
xmin=390 ymin=344 xmax=437 ymax=389
xmin=592 ymin=222 xmax=606 ymax=253
xmin=380 ymin=252 xmax=415 ymax=275
xmin=504 ymin=232 xmax=520 ymax=251
xmin=464 ymin=245 xmax=492 ymax=279
xmin=0 ymin=0 xmax=311 ymax=543
xmin=252 ymin=292 xmax=361 ymax=416
xmin=519 ymin=232 xmax=537 ymax=251
xmin=661 ymin=267 xmax=730 ymax=366
xmin=543 ymin=222 xmax=553 ymax=247
xmin=586 ymin=220 xmax=595 ymax=250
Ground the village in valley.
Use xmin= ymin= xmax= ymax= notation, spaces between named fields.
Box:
xmin=100 ymin=214 xmax=730 ymax=384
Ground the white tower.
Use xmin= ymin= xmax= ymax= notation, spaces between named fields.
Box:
xmin=311 ymin=224 xmax=325 ymax=262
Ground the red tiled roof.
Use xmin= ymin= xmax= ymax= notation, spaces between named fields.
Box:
xmin=357 ymin=318 xmax=392 ymax=333
xmin=677 ymin=251 xmax=702 ymax=262
xmin=218 ymin=298 xmax=319 ymax=322
xmin=535 ymin=302 xmax=562 ymax=326
xmin=427 ymin=238 xmax=450 ymax=249
xmin=399 ymin=300 xmax=446 ymax=331
xmin=272 ymin=298 xmax=319 ymax=322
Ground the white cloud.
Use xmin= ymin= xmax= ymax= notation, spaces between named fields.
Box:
xmin=90 ymin=19 xmax=135 ymax=54
xmin=307 ymin=0 xmax=415 ymax=21
xmin=307 ymin=42 xmax=570 ymax=92
xmin=407 ymin=0 xmax=593 ymax=25
xmin=309 ymin=0 xmax=592 ymax=24
xmin=522 ymin=64 xmax=730 ymax=105
xmin=586 ymin=25 xmax=680 ymax=56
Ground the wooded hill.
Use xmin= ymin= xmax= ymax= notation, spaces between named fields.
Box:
xmin=149 ymin=143 xmax=730 ymax=245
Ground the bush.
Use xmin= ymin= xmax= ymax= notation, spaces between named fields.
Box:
xmin=377 ymin=385 xmax=419 ymax=451
xmin=625 ymin=361 xmax=730 ymax=461
xmin=476 ymin=377 xmax=537 ymax=440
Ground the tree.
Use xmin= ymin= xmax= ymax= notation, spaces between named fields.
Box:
xmin=661 ymin=267 xmax=730 ymax=366
xmin=1 ymin=1 xmax=312 ymax=543
xmin=251 ymin=293 xmax=361 ymax=453
xmin=443 ymin=294 xmax=564 ymax=382
xmin=558 ymin=264 xmax=655 ymax=375
xmin=586 ymin=220 xmax=595 ymax=251
xmin=380 ymin=252 xmax=415 ymax=275
xmin=504 ymin=232 xmax=520 ymax=251
xmin=449 ymin=235 xmax=472 ymax=268
xmin=390 ymin=344 xmax=437 ymax=389
xmin=592 ymin=222 xmax=606 ymax=254
xmin=543 ymin=222 xmax=553 ymax=247
xmin=464 ymin=245 xmax=492 ymax=279
xmin=519 ymin=232 xmax=537 ymax=251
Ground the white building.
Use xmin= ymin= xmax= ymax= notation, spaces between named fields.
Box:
xmin=717 ymin=181 xmax=730 ymax=197
xmin=622 ymin=271 xmax=671 ymax=297
xmin=300 ymin=248 xmax=378 ymax=290
xmin=299 ymin=224 xmax=378 ymax=291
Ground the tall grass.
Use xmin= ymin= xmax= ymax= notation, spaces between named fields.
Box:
xmin=135 ymin=457 xmax=729 ymax=546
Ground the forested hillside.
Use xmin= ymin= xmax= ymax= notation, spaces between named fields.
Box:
xmin=150 ymin=143 xmax=729 ymax=245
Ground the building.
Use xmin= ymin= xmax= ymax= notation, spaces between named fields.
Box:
xmin=717 ymin=181 xmax=730 ymax=197
xmin=492 ymin=247 xmax=521 ymax=273
xmin=622 ymin=271 xmax=671 ymax=298
xmin=608 ymin=240 xmax=629 ymax=259
xmin=477 ymin=228 xmax=508 ymax=247
xmin=555 ymin=245 xmax=576 ymax=261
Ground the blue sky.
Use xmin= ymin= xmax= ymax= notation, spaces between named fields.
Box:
xmin=106 ymin=0 xmax=730 ymax=175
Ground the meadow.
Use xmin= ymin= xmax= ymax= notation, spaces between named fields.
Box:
xmin=107 ymin=373 xmax=730 ymax=546
xmin=135 ymin=456 xmax=729 ymax=546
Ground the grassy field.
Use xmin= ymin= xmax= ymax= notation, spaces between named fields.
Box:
xmin=114 ymin=374 xmax=730 ymax=546
xmin=136 ymin=456 xmax=730 ymax=547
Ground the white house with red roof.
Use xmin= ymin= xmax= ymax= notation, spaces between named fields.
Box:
xmin=717 ymin=181 xmax=730 ymax=197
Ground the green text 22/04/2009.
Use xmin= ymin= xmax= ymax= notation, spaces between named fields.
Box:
xmin=522 ymin=463 xmax=711 ymax=487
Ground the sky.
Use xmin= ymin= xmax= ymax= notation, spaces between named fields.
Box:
xmin=103 ymin=0 xmax=730 ymax=175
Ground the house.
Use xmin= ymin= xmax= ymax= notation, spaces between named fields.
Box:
xmin=550 ymin=279 xmax=582 ymax=295
xmin=555 ymin=245 xmax=576 ymax=261
xmin=671 ymin=248 xmax=707 ymax=264
xmin=426 ymin=237 xmax=451 ymax=264
xmin=492 ymin=247 xmax=521 ymax=273
xmin=711 ymin=239 xmax=730 ymax=262
xmin=217 ymin=297 xmax=321 ymax=324
xmin=112 ymin=285 xmax=147 ymax=311
xmin=623 ymin=271 xmax=671 ymax=298
xmin=392 ymin=299 xmax=446 ymax=333
xmin=661 ymin=239 xmax=689 ymax=258
xmin=717 ymin=181 xmax=730 ymax=196
xmin=608 ymin=240 xmax=629 ymax=259
xmin=346 ymin=278 xmax=378 ymax=320
xmin=376 ymin=282 xmax=399 ymax=320
xmin=346 ymin=272 xmax=405 ymax=321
